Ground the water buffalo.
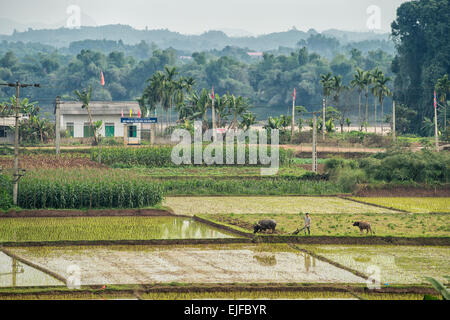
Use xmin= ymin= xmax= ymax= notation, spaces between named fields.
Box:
xmin=254 ymin=219 xmax=277 ymax=234
xmin=353 ymin=221 xmax=374 ymax=235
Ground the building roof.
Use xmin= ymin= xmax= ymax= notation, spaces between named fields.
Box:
xmin=60 ymin=101 xmax=140 ymax=115
xmin=0 ymin=115 xmax=27 ymax=126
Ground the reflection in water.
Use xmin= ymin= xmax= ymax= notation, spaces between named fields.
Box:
xmin=303 ymin=252 xmax=317 ymax=273
xmin=0 ymin=252 xmax=63 ymax=287
xmin=153 ymin=218 xmax=234 ymax=239
xmin=253 ymin=254 xmax=277 ymax=266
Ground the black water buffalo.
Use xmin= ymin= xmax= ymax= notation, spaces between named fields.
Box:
xmin=254 ymin=219 xmax=277 ymax=234
xmin=353 ymin=221 xmax=374 ymax=235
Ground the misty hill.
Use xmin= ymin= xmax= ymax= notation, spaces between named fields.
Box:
xmin=0 ymin=24 xmax=391 ymax=52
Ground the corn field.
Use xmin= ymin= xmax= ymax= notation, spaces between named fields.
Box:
xmin=17 ymin=169 xmax=164 ymax=209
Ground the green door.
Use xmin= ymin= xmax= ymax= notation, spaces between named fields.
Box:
xmin=66 ymin=123 xmax=74 ymax=138
xmin=105 ymin=124 xmax=115 ymax=137
xmin=128 ymin=125 xmax=137 ymax=138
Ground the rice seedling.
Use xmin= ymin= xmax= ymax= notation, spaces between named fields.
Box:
xmin=0 ymin=217 xmax=234 ymax=242
xmin=350 ymin=197 xmax=450 ymax=213
xmin=200 ymin=212 xmax=450 ymax=237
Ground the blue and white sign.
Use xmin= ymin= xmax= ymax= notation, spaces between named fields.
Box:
xmin=121 ymin=117 xmax=158 ymax=124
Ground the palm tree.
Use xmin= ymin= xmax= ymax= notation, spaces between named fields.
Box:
xmin=173 ymin=77 xmax=195 ymax=123
xmin=362 ymin=71 xmax=372 ymax=132
xmin=375 ymin=74 xmax=392 ymax=134
xmin=164 ymin=66 xmax=178 ymax=127
xmin=226 ymin=95 xmax=249 ymax=130
xmin=213 ymin=93 xmax=230 ymax=128
xmin=140 ymin=71 xmax=165 ymax=133
xmin=264 ymin=116 xmax=283 ymax=130
xmin=436 ymin=74 xmax=450 ymax=130
xmin=351 ymin=69 xmax=365 ymax=127
xmin=32 ymin=116 xmax=52 ymax=143
xmin=370 ymin=68 xmax=383 ymax=134
xmin=331 ymin=75 xmax=347 ymax=132
xmin=320 ymin=73 xmax=333 ymax=129
xmin=74 ymin=85 xmax=97 ymax=145
xmin=188 ymin=88 xmax=210 ymax=130
xmin=239 ymin=112 xmax=256 ymax=131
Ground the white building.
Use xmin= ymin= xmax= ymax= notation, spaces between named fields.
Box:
xmin=60 ymin=101 xmax=142 ymax=144
xmin=0 ymin=116 xmax=19 ymax=144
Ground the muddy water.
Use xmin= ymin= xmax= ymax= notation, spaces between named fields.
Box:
xmin=0 ymin=252 xmax=63 ymax=287
xmin=303 ymin=245 xmax=450 ymax=284
xmin=127 ymin=217 xmax=236 ymax=239
xmin=9 ymin=245 xmax=365 ymax=286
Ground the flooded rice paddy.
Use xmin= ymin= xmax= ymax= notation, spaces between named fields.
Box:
xmin=0 ymin=217 xmax=235 ymax=242
xmin=304 ymin=245 xmax=450 ymax=284
xmin=7 ymin=244 xmax=365 ymax=286
xmin=0 ymin=252 xmax=63 ymax=287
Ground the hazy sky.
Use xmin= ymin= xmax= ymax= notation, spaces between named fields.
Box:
xmin=0 ymin=0 xmax=409 ymax=35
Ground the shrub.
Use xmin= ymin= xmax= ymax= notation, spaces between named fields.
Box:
xmin=336 ymin=169 xmax=367 ymax=193
xmin=324 ymin=157 xmax=358 ymax=177
xmin=359 ymin=150 xmax=450 ymax=183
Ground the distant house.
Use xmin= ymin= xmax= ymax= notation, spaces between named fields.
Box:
xmin=0 ymin=116 xmax=18 ymax=144
xmin=60 ymin=101 xmax=143 ymax=144
xmin=247 ymin=52 xmax=263 ymax=57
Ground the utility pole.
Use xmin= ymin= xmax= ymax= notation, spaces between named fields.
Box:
xmin=322 ymin=98 xmax=326 ymax=141
xmin=392 ymin=100 xmax=396 ymax=142
xmin=54 ymin=96 xmax=61 ymax=155
xmin=291 ymin=89 xmax=296 ymax=140
xmin=211 ymin=87 xmax=216 ymax=142
xmin=312 ymin=112 xmax=318 ymax=173
xmin=435 ymin=101 xmax=439 ymax=152
xmin=0 ymin=81 xmax=40 ymax=205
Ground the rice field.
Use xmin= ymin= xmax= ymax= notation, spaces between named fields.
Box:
xmin=0 ymin=252 xmax=63 ymax=287
xmin=0 ymin=290 xmax=426 ymax=300
xmin=201 ymin=212 xmax=450 ymax=237
xmin=164 ymin=196 xmax=400 ymax=215
xmin=351 ymin=197 xmax=450 ymax=213
xmin=7 ymin=244 xmax=366 ymax=285
xmin=303 ymin=245 xmax=450 ymax=284
xmin=0 ymin=217 xmax=234 ymax=242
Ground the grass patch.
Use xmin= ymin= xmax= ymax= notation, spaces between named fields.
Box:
xmin=165 ymin=197 xmax=399 ymax=215
xmin=199 ymin=212 xmax=450 ymax=237
xmin=351 ymin=197 xmax=450 ymax=213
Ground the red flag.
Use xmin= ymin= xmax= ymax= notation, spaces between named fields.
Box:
xmin=293 ymin=88 xmax=296 ymax=101
xmin=138 ymin=109 xmax=141 ymax=118
xmin=101 ymin=71 xmax=105 ymax=86
xmin=211 ymin=86 xmax=215 ymax=100
xmin=434 ymin=91 xmax=437 ymax=109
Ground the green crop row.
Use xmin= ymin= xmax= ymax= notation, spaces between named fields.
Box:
xmin=91 ymin=145 xmax=294 ymax=167
xmin=155 ymin=177 xmax=344 ymax=196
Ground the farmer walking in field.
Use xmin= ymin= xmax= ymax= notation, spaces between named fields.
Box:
xmin=293 ymin=213 xmax=311 ymax=236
